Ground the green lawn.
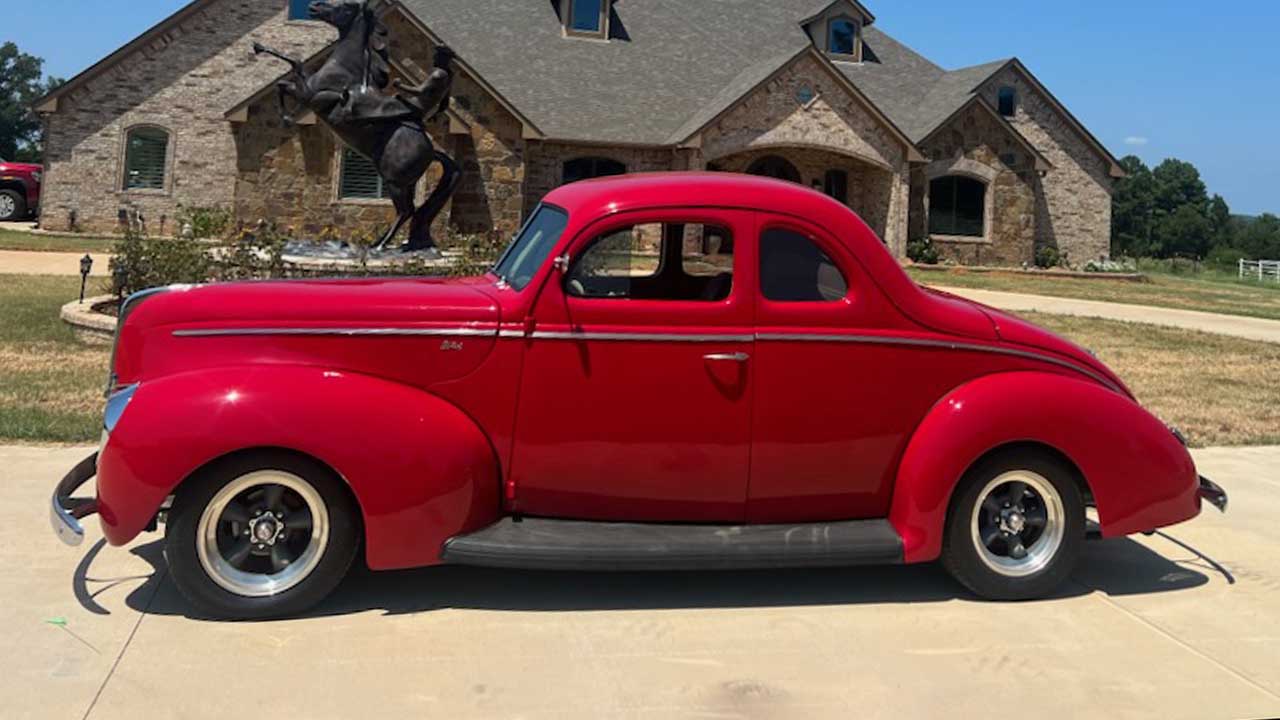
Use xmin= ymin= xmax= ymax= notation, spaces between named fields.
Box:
xmin=0 ymin=275 xmax=110 ymax=443
xmin=909 ymin=266 xmax=1280 ymax=321
xmin=0 ymin=227 xmax=116 ymax=254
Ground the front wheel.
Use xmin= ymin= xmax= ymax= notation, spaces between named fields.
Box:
xmin=941 ymin=450 xmax=1084 ymax=600
xmin=0 ymin=189 xmax=26 ymax=221
xmin=165 ymin=452 xmax=360 ymax=619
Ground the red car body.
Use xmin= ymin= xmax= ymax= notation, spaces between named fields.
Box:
xmin=79 ymin=173 xmax=1209 ymax=574
xmin=0 ymin=159 xmax=42 ymax=220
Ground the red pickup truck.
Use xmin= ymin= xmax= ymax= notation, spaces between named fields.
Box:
xmin=0 ymin=158 xmax=41 ymax=221
xmin=51 ymin=172 xmax=1226 ymax=619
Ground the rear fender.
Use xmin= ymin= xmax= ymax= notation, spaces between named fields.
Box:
xmin=889 ymin=371 xmax=1199 ymax=563
xmin=97 ymin=365 xmax=501 ymax=570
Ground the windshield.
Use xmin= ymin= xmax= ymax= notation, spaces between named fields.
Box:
xmin=492 ymin=205 xmax=569 ymax=290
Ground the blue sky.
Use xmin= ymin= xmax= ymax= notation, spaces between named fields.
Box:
xmin=6 ymin=0 xmax=1276 ymax=215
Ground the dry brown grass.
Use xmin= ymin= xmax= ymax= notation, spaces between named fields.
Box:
xmin=1026 ymin=312 xmax=1280 ymax=447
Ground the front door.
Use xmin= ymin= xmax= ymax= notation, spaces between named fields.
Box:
xmin=511 ymin=209 xmax=755 ymax=522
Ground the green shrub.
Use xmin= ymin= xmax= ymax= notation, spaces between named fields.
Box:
xmin=907 ymin=236 xmax=940 ymax=265
xmin=107 ymin=228 xmax=212 ymax=297
xmin=1206 ymin=246 xmax=1246 ymax=273
xmin=1034 ymin=246 xmax=1062 ymax=269
xmin=176 ymin=205 xmax=233 ymax=240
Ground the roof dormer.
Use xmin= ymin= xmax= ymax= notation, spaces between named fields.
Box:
xmin=560 ymin=0 xmax=612 ymax=40
xmin=802 ymin=1 xmax=876 ymax=63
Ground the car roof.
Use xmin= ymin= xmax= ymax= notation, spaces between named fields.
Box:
xmin=542 ymin=171 xmax=854 ymax=224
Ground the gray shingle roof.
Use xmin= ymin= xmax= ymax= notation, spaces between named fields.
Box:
xmin=398 ymin=0 xmax=1009 ymax=147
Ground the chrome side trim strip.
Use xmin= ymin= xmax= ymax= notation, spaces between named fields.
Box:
xmin=498 ymin=330 xmax=526 ymax=339
xmin=173 ymin=327 xmax=497 ymax=338
xmin=531 ymin=331 xmax=755 ymax=343
xmin=756 ymin=332 xmax=1113 ymax=388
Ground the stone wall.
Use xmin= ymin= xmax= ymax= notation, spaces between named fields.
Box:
xmin=522 ymin=142 xmax=678 ymax=216
xmin=911 ymin=103 xmax=1038 ymax=267
xmin=712 ymin=146 xmax=894 ymax=242
xmin=978 ymin=67 xmax=1115 ymax=265
xmin=697 ymin=54 xmax=911 ymax=255
xmin=38 ymin=0 xmax=333 ymax=234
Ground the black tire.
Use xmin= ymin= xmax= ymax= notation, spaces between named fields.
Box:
xmin=941 ymin=449 xmax=1084 ymax=601
xmin=165 ymin=451 xmax=360 ymax=620
xmin=0 ymin=189 xmax=26 ymax=221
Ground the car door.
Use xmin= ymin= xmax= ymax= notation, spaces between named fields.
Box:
xmin=747 ymin=214 xmax=908 ymax=523
xmin=510 ymin=209 xmax=756 ymax=522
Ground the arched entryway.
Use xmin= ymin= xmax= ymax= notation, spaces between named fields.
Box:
xmin=746 ymin=155 xmax=801 ymax=184
xmin=713 ymin=147 xmax=894 ymax=240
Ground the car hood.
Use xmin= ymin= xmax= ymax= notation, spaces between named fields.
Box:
xmin=129 ymin=277 xmax=500 ymax=331
xmin=0 ymin=161 xmax=41 ymax=173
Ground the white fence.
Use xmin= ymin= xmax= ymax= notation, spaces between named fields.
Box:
xmin=1239 ymin=259 xmax=1280 ymax=283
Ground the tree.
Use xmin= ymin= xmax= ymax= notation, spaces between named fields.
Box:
xmin=1156 ymin=204 xmax=1213 ymax=259
xmin=1111 ymin=155 xmax=1155 ymax=257
xmin=1239 ymin=214 xmax=1280 ymax=260
xmin=1151 ymin=159 xmax=1209 ymax=216
xmin=0 ymin=42 xmax=63 ymax=162
xmin=1207 ymin=194 xmax=1233 ymax=249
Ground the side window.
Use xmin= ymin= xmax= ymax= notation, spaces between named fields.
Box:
xmin=568 ymin=222 xmax=733 ymax=301
xmin=760 ymin=228 xmax=849 ymax=302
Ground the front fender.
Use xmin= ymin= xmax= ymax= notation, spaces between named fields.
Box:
xmin=889 ymin=371 xmax=1199 ymax=563
xmin=97 ymin=365 xmax=501 ymax=570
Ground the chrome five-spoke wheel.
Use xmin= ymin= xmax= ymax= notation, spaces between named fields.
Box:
xmin=196 ymin=471 xmax=330 ymax=597
xmin=166 ymin=452 xmax=359 ymax=619
xmin=943 ymin=450 xmax=1084 ymax=600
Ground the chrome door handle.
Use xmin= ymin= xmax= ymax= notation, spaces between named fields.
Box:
xmin=703 ymin=352 xmax=750 ymax=362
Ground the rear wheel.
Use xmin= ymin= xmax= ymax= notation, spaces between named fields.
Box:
xmin=166 ymin=452 xmax=360 ymax=619
xmin=0 ymin=190 xmax=25 ymax=221
xmin=941 ymin=450 xmax=1084 ymax=600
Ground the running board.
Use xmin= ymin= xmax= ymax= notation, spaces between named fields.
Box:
xmin=442 ymin=517 xmax=903 ymax=571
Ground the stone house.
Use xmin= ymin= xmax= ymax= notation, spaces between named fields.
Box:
xmin=35 ymin=0 xmax=1124 ymax=266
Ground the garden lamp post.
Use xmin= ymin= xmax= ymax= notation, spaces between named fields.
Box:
xmin=114 ymin=265 xmax=128 ymax=304
xmin=79 ymin=254 xmax=93 ymax=304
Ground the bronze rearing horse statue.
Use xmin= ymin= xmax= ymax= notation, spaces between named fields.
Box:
xmin=252 ymin=0 xmax=459 ymax=252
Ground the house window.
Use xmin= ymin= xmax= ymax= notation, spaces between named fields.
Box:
xmin=828 ymin=18 xmax=858 ymax=57
xmin=998 ymin=86 xmax=1017 ymax=117
xmin=122 ymin=126 xmax=170 ymax=191
xmin=759 ymin=228 xmax=848 ymax=302
xmin=339 ymin=148 xmax=387 ymax=200
xmin=746 ymin=155 xmax=801 ymax=184
xmin=929 ymin=176 xmax=986 ymax=237
xmin=823 ymin=169 xmax=848 ymax=204
xmin=567 ymin=0 xmax=606 ymax=34
xmin=562 ymin=156 xmax=626 ymax=185
xmin=287 ymin=0 xmax=311 ymax=21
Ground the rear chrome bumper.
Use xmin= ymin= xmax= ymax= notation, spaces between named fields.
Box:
xmin=51 ymin=452 xmax=99 ymax=546
xmin=1198 ymin=475 xmax=1228 ymax=513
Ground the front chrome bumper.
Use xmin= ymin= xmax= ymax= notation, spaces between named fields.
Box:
xmin=1198 ymin=475 xmax=1228 ymax=513
xmin=51 ymin=452 xmax=99 ymax=546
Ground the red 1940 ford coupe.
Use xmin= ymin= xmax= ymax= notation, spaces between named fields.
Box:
xmin=52 ymin=173 xmax=1226 ymax=619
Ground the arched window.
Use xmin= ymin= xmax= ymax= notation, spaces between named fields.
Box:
xmin=998 ymin=86 xmax=1017 ymax=117
xmin=122 ymin=126 xmax=170 ymax=191
xmin=562 ymin=156 xmax=626 ymax=185
xmin=746 ymin=155 xmax=801 ymax=184
xmin=929 ymin=176 xmax=987 ymax=237
xmin=823 ymin=169 xmax=848 ymax=204
xmin=828 ymin=18 xmax=858 ymax=57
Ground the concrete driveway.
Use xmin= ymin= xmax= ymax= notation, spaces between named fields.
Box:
xmin=4 ymin=444 xmax=1279 ymax=720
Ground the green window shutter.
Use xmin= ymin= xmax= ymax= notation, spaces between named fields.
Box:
xmin=123 ymin=128 xmax=169 ymax=191
xmin=340 ymin=149 xmax=386 ymax=199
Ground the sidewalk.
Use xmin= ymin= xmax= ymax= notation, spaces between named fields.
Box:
xmin=0 ymin=250 xmax=111 ymax=276
xmin=937 ymin=285 xmax=1280 ymax=344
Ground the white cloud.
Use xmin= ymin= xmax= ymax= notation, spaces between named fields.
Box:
xmin=1124 ymin=136 xmax=1150 ymax=146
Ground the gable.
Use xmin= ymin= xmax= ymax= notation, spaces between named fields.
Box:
xmin=697 ymin=52 xmax=916 ymax=170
